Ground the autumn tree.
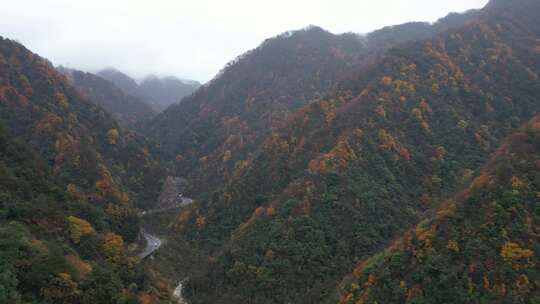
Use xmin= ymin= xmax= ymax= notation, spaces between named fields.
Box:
xmin=106 ymin=129 xmax=119 ymax=145
xmin=102 ymin=232 xmax=124 ymax=264
xmin=41 ymin=273 xmax=81 ymax=304
xmin=66 ymin=216 xmax=95 ymax=244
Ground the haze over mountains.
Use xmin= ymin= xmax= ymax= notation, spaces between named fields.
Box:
xmin=58 ymin=67 xmax=157 ymax=128
xmin=97 ymin=69 xmax=201 ymax=112
xmin=57 ymin=66 xmax=201 ymax=128
xmin=0 ymin=0 xmax=539 ymax=303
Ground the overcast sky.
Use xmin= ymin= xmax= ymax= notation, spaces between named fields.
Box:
xmin=1 ymin=0 xmax=489 ymax=82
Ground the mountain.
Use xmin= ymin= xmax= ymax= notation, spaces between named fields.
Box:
xmin=364 ymin=9 xmax=479 ymax=54
xmin=97 ymin=68 xmax=140 ymax=95
xmin=138 ymin=75 xmax=200 ymax=112
xmin=144 ymin=25 xmax=369 ymax=199
xmin=0 ymin=36 xmax=170 ymax=302
xmin=59 ymin=67 xmax=157 ymax=128
xmin=2 ymin=0 xmax=539 ymax=302
xmin=337 ymin=115 xmax=540 ymax=303
xmin=160 ymin=0 xmax=540 ymax=303
xmin=98 ymin=68 xmax=200 ymax=112
xmin=144 ymin=11 xmax=481 ymax=202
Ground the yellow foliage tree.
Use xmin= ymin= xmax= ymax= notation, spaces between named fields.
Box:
xmin=501 ymin=242 xmax=533 ymax=261
xmin=511 ymin=176 xmax=525 ymax=190
xmin=102 ymin=232 xmax=124 ymax=264
xmin=447 ymin=240 xmax=460 ymax=252
xmin=378 ymin=129 xmax=411 ymax=160
xmin=55 ymin=92 xmax=69 ymax=109
xmin=66 ymin=216 xmax=95 ymax=244
xmin=95 ymin=166 xmax=126 ymax=203
xmin=106 ymin=129 xmax=120 ymax=145
xmin=308 ymin=135 xmax=357 ymax=173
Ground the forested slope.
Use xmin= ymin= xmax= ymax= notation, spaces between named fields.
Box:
xmin=145 ymin=10 xmax=479 ymax=198
xmin=0 ymin=36 xmax=170 ymax=302
xmin=337 ymin=115 xmax=540 ymax=303
xmin=177 ymin=0 xmax=540 ymax=302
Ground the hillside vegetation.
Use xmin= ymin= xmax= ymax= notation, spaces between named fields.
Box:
xmin=171 ymin=0 xmax=540 ymax=302
xmin=338 ymin=115 xmax=540 ymax=303
xmin=0 ymin=36 xmax=171 ymax=302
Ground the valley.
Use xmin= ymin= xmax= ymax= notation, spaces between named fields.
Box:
xmin=1 ymin=0 xmax=540 ymax=303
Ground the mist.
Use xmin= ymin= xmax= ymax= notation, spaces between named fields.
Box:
xmin=1 ymin=0 xmax=488 ymax=82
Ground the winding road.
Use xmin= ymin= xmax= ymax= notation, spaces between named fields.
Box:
xmin=138 ymin=196 xmax=194 ymax=260
xmin=138 ymin=196 xmax=194 ymax=303
xmin=138 ymin=230 xmax=163 ymax=260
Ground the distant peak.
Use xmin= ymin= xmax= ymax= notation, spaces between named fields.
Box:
xmin=302 ymin=25 xmax=326 ymax=32
xmin=273 ymin=25 xmax=331 ymax=40
xmin=486 ymin=0 xmax=539 ymax=11
xmin=99 ymin=67 xmax=121 ymax=74
xmin=144 ymin=74 xmax=160 ymax=81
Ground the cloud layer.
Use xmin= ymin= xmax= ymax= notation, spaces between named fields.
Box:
xmin=1 ymin=0 xmax=488 ymax=82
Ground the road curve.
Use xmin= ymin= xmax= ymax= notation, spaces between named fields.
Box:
xmin=138 ymin=230 xmax=162 ymax=260
xmin=138 ymin=198 xmax=194 ymax=259
xmin=139 ymin=197 xmax=193 ymax=303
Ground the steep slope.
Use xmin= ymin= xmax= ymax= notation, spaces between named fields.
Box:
xmin=145 ymin=10 xmax=480 ymax=200
xmin=0 ymin=124 xmax=173 ymax=303
xmin=138 ymin=75 xmax=200 ymax=112
xmin=59 ymin=67 xmax=157 ymax=128
xmin=146 ymin=26 xmax=366 ymax=169
xmin=0 ymin=37 xmax=168 ymax=211
xmin=337 ymin=115 xmax=540 ymax=304
xmin=0 ymin=37 xmax=171 ymax=302
xmin=177 ymin=1 xmax=540 ymax=303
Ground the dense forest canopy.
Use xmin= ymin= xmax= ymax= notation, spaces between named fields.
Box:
xmin=169 ymin=0 xmax=540 ymax=302
xmin=1 ymin=0 xmax=539 ymax=303
xmin=0 ymin=36 xmax=172 ymax=303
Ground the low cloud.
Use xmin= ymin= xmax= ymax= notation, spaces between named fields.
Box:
xmin=0 ymin=0 xmax=488 ymax=82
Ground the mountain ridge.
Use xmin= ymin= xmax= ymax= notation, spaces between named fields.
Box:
xmin=1 ymin=1 xmax=539 ymax=303
xmin=58 ymin=67 xmax=157 ymax=128
xmin=144 ymin=8 xmax=483 ymax=200
xmin=98 ymin=68 xmax=200 ymax=112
